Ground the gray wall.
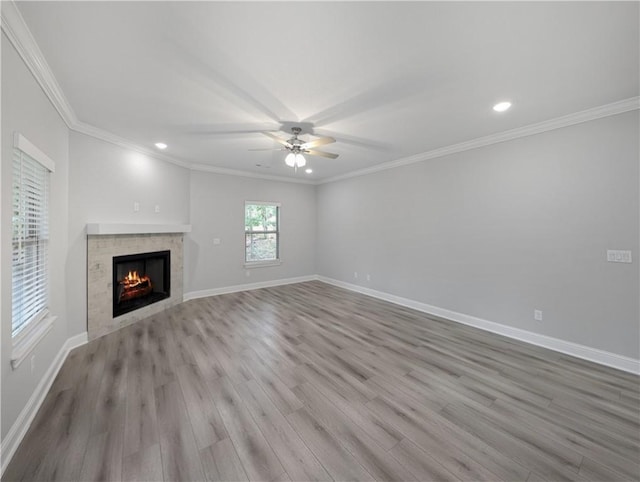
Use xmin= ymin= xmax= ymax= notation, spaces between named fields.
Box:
xmin=67 ymin=131 xmax=191 ymax=336
xmin=1 ymin=33 xmax=70 ymax=439
xmin=317 ymin=111 xmax=640 ymax=359
xmin=185 ymin=171 xmax=316 ymax=294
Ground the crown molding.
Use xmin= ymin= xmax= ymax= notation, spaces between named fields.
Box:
xmin=72 ymin=122 xmax=314 ymax=185
xmin=319 ymin=96 xmax=640 ymax=185
xmin=0 ymin=1 xmax=191 ymax=171
xmin=4 ymin=0 xmax=638 ymax=187
xmin=0 ymin=0 xmax=78 ymax=127
xmin=1 ymin=0 xmax=313 ymax=184
xmin=74 ymin=122 xmax=313 ymax=184
xmin=71 ymin=121 xmax=193 ymax=169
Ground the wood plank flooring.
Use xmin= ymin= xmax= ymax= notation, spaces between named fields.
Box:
xmin=4 ymin=281 xmax=639 ymax=481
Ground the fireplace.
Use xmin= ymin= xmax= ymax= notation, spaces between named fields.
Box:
xmin=112 ymin=250 xmax=170 ymax=317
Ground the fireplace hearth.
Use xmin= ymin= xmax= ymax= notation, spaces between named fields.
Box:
xmin=113 ymin=250 xmax=170 ymax=317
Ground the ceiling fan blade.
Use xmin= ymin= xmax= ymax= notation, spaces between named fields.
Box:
xmin=300 ymin=136 xmax=336 ymax=150
xmin=262 ymin=131 xmax=293 ymax=149
xmin=248 ymin=148 xmax=284 ymax=151
xmin=306 ymin=149 xmax=339 ymax=159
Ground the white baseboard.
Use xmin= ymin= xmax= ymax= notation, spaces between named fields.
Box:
xmin=183 ymin=275 xmax=318 ymax=302
xmin=0 ymin=331 xmax=88 ymax=476
xmin=317 ymin=276 xmax=640 ymax=375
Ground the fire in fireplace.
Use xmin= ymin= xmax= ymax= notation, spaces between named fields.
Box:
xmin=118 ymin=270 xmax=153 ymax=302
xmin=112 ymin=250 xmax=170 ymax=317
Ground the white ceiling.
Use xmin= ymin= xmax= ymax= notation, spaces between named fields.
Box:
xmin=15 ymin=1 xmax=640 ymax=181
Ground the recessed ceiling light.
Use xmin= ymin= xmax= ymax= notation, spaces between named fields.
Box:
xmin=154 ymin=142 xmax=168 ymax=150
xmin=305 ymin=168 xmax=313 ymax=174
xmin=493 ymin=101 xmax=512 ymax=112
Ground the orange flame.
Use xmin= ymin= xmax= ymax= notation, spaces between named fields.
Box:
xmin=121 ymin=270 xmax=150 ymax=289
xmin=118 ymin=270 xmax=153 ymax=302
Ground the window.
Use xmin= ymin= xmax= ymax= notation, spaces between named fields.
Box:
xmin=245 ymin=202 xmax=280 ymax=265
xmin=11 ymin=134 xmax=55 ymax=367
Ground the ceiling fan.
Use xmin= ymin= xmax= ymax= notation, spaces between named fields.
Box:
xmin=250 ymin=127 xmax=339 ymax=169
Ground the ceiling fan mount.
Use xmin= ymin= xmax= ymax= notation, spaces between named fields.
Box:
xmin=287 ymin=127 xmax=305 ymax=153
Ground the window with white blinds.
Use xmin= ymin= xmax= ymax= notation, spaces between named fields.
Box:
xmin=12 ymin=140 xmax=52 ymax=338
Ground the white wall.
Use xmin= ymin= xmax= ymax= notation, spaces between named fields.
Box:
xmin=317 ymin=111 xmax=640 ymax=359
xmin=185 ymin=171 xmax=316 ymax=295
xmin=66 ymin=131 xmax=191 ymax=336
xmin=1 ymin=33 xmax=70 ymax=439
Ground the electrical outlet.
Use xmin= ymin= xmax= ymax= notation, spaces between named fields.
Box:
xmin=354 ymin=272 xmax=358 ymax=279
xmin=154 ymin=205 xmax=160 ymax=213
xmin=245 ymin=270 xmax=251 ymax=277
xmin=213 ymin=238 xmax=221 ymax=245
xmin=133 ymin=201 xmax=140 ymax=212
xmin=534 ymin=310 xmax=543 ymax=321
xmin=366 ymin=274 xmax=371 ymax=281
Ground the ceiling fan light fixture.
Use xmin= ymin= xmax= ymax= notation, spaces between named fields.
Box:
xmin=285 ymin=152 xmax=296 ymax=167
xmin=285 ymin=152 xmax=306 ymax=168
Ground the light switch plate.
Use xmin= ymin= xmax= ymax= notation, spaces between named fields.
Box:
xmin=607 ymin=250 xmax=632 ymax=263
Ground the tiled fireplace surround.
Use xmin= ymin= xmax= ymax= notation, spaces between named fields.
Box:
xmin=87 ymin=227 xmax=187 ymax=340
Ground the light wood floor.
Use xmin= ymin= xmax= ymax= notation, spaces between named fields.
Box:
xmin=4 ymin=281 xmax=639 ymax=481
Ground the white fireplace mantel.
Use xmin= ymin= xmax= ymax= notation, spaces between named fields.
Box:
xmin=86 ymin=223 xmax=192 ymax=235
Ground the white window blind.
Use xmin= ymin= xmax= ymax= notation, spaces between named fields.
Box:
xmin=12 ymin=143 xmax=51 ymax=338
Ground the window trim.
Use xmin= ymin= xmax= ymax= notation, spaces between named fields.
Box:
xmin=243 ymin=260 xmax=282 ymax=269
xmin=244 ymin=201 xmax=281 ymax=267
xmin=11 ymin=133 xmax=56 ymax=369
xmin=11 ymin=313 xmax=56 ymax=369
xmin=14 ymin=133 xmax=56 ymax=173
